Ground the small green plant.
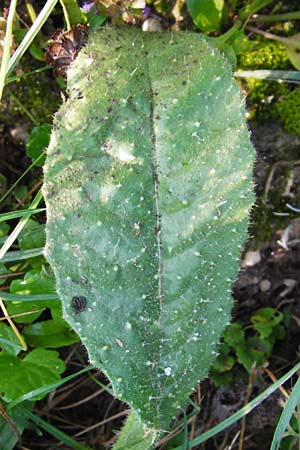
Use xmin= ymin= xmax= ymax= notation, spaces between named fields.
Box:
xmin=0 ymin=215 xmax=81 ymax=449
xmin=211 ymin=308 xmax=285 ymax=386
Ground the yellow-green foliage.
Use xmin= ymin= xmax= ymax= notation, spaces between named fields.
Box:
xmin=239 ymin=39 xmax=291 ymax=122
xmin=276 ymin=88 xmax=300 ymax=135
xmin=238 ymin=39 xmax=300 ymax=134
xmin=245 ymin=78 xmax=288 ymax=120
xmin=1 ymin=64 xmax=60 ymax=127
xmin=238 ymin=39 xmax=289 ymax=70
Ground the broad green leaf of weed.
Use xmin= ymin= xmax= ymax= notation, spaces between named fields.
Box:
xmin=187 ymin=0 xmax=225 ymax=32
xmin=43 ymin=27 xmax=255 ymax=429
xmin=273 ymin=324 xmax=285 ymax=341
xmin=247 ymin=335 xmax=273 ymax=358
xmin=251 ymin=308 xmax=284 ymax=339
xmin=285 ymin=45 xmax=300 ymax=71
xmin=0 ymin=348 xmax=65 ymax=402
xmin=60 ymin=0 xmax=84 ymax=27
xmin=0 ymin=222 xmax=9 ymax=237
xmin=26 ymin=124 xmax=52 ymax=167
xmin=213 ymin=42 xmax=237 ymax=69
xmin=235 ymin=343 xmax=265 ymax=372
xmin=0 ymin=263 xmax=8 ymax=285
xmin=0 ymin=403 xmax=31 ymax=450
xmin=23 ymin=319 xmax=79 ymax=347
xmin=8 ymin=268 xmax=61 ymax=323
xmin=18 ymin=219 xmax=46 ymax=268
xmin=18 ymin=219 xmax=45 ymax=250
xmin=113 ymin=410 xmax=158 ymax=450
xmin=223 ymin=322 xmax=245 ymax=347
xmin=0 ymin=322 xmax=23 ymax=356
xmin=0 ymin=173 xmax=7 ymax=197
xmin=211 ymin=369 xmax=233 ymax=387
xmin=88 ymin=14 xmax=107 ymax=30
xmin=226 ymin=29 xmax=251 ymax=56
xmin=212 ymin=353 xmax=235 ymax=373
xmin=29 ymin=42 xmax=45 ymax=62
xmin=14 ymin=185 xmax=28 ymax=202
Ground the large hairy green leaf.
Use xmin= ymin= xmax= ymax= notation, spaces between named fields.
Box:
xmin=43 ymin=27 xmax=254 ymax=430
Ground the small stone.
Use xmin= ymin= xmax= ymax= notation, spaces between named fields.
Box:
xmin=260 ymin=279 xmax=271 ymax=292
xmin=164 ymin=367 xmax=172 ymax=376
xmin=142 ymin=18 xmax=163 ymax=32
xmin=242 ymin=250 xmax=261 ymax=267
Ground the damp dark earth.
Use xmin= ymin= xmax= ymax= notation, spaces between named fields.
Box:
xmin=1 ymin=1 xmax=300 ymax=450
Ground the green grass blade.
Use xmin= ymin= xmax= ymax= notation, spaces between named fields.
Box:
xmin=5 ymin=65 xmax=52 ymax=85
xmin=0 ymin=153 xmax=44 ymax=205
xmin=0 ymin=247 xmax=44 ymax=263
xmin=75 ymin=351 xmax=114 ymax=395
xmin=59 ymin=0 xmax=83 ymax=29
xmin=21 ymin=407 xmax=93 ymax=450
xmin=251 ymin=11 xmax=300 ymax=22
xmin=7 ymin=89 xmax=39 ymax=125
xmin=0 ymin=208 xmax=45 ymax=223
xmin=270 ymin=375 xmax=300 ymax=450
xmin=0 ymin=0 xmax=18 ymax=101
xmin=9 ymin=365 xmax=93 ymax=408
xmin=0 ymin=190 xmax=43 ymax=260
xmin=235 ymin=70 xmax=300 ymax=83
xmin=239 ymin=0 xmax=275 ymax=21
xmin=6 ymin=0 xmax=58 ymax=78
xmin=173 ymin=361 xmax=300 ymax=449
xmin=182 ymin=411 xmax=189 ymax=450
xmin=0 ymin=292 xmax=57 ymax=301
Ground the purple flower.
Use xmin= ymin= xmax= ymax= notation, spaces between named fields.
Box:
xmin=82 ymin=1 xmax=94 ymax=13
xmin=142 ymin=6 xmax=151 ymax=18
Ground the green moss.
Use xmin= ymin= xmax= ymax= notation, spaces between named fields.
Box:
xmin=1 ymin=60 xmax=60 ymax=128
xmin=276 ymin=88 xmax=300 ymax=135
xmin=238 ymin=39 xmax=291 ymax=122
xmin=10 ymin=76 xmax=59 ymax=123
xmin=238 ymin=39 xmax=290 ymax=70
xmin=244 ymin=78 xmax=288 ymax=121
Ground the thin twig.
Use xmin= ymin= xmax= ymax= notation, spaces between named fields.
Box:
xmin=264 ymin=366 xmax=290 ymax=400
xmin=73 ymin=410 xmax=128 ymax=437
xmin=0 ymin=297 xmax=27 ymax=350
xmin=239 ymin=366 xmax=256 ymax=450
xmin=56 ymin=387 xmax=105 ymax=410
xmin=13 ymin=179 xmax=43 ymax=210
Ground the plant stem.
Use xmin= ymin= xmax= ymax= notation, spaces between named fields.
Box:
xmin=7 ymin=90 xmax=39 ymax=125
xmin=246 ymin=25 xmax=300 ymax=49
xmin=251 ymin=11 xmax=300 ymax=22
xmin=0 ymin=0 xmax=18 ymax=102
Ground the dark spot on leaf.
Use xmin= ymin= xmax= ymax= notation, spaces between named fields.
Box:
xmin=71 ymin=296 xmax=87 ymax=313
